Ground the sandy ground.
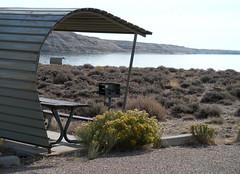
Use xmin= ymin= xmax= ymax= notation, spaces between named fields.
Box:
xmin=2 ymin=144 xmax=240 ymax=174
xmin=162 ymin=102 xmax=240 ymax=141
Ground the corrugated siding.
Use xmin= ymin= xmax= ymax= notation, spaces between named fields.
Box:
xmin=0 ymin=11 xmax=66 ymax=148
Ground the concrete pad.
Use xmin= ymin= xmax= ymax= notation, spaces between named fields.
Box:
xmin=0 ymin=155 xmax=21 ymax=168
xmin=161 ymin=134 xmax=194 ymax=147
xmin=2 ymin=132 xmax=195 ymax=157
xmin=2 ymin=131 xmax=84 ymax=157
xmin=47 ymin=131 xmax=85 ymax=156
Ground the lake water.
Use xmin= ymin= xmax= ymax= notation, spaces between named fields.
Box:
xmin=40 ymin=54 xmax=240 ymax=72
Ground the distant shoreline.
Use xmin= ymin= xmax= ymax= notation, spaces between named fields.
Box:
xmin=40 ymin=54 xmax=240 ymax=72
xmin=41 ymin=52 xmax=240 ymax=56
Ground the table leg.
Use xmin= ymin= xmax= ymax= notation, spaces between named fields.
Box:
xmin=63 ymin=107 xmax=80 ymax=143
xmin=50 ymin=108 xmax=64 ymax=145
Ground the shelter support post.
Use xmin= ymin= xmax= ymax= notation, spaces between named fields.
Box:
xmin=122 ymin=34 xmax=138 ymax=111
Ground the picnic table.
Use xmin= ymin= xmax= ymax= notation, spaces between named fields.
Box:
xmin=40 ymin=97 xmax=89 ymax=145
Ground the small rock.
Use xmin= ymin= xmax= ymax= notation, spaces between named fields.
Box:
xmin=0 ymin=155 xmax=21 ymax=168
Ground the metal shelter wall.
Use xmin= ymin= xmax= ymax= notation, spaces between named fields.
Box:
xmin=0 ymin=8 xmax=151 ymax=148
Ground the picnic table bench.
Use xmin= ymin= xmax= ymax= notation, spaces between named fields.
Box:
xmin=43 ymin=110 xmax=93 ymax=122
xmin=40 ymin=97 xmax=92 ymax=145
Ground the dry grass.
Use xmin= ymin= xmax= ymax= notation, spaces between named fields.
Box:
xmin=169 ymin=79 xmax=180 ymax=88
xmin=126 ymin=96 xmax=166 ymax=121
xmin=76 ymin=103 xmax=107 ymax=117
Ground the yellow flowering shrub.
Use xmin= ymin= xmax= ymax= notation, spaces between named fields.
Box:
xmin=76 ymin=110 xmax=161 ymax=159
xmin=191 ymin=123 xmax=215 ymax=145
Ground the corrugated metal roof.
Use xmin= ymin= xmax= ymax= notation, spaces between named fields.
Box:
xmin=0 ymin=8 xmax=151 ymax=148
xmin=0 ymin=7 xmax=152 ymax=36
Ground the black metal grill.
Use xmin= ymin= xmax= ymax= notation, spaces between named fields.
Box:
xmin=98 ymin=83 xmax=120 ymax=109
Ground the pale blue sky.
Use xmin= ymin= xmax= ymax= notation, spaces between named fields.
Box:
xmin=2 ymin=0 xmax=240 ymax=50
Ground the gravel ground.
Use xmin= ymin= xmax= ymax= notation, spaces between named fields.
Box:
xmin=2 ymin=144 xmax=240 ymax=174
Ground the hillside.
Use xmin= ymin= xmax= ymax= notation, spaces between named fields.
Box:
xmin=41 ymin=31 xmax=240 ymax=54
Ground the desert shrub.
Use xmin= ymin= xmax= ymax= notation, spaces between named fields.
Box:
xmin=76 ymin=89 xmax=92 ymax=98
xmin=76 ymin=103 xmax=107 ymax=117
xmin=132 ymin=76 xmax=143 ymax=83
xmin=126 ymin=96 xmax=166 ymax=121
xmin=156 ymin=95 xmax=175 ymax=108
xmin=144 ymin=85 xmax=161 ymax=94
xmin=171 ymin=104 xmax=192 ymax=116
xmin=180 ymin=81 xmax=191 ymax=88
xmin=168 ymin=67 xmax=177 ymax=73
xmin=53 ymin=72 xmax=70 ymax=84
xmin=205 ymin=117 xmax=224 ymax=125
xmin=228 ymin=88 xmax=240 ymax=99
xmin=195 ymin=105 xmax=221 ymax=119
xmin=191 ymin=79 xmax=201 ymax=86
xmin=191 ymin=124 xmax=215 ymax=145
xmin=105 ymin=67 xmax=117 ymax=73
xmin=88 ymin=68 xmax=104 ymax=76
xmin=234 ymin=108 xmax=240 ymax=117
xmin=201 ymin=91 xmax=232 ymax=103
xmin=218 ymin=99 xmax=233 ymax=105
xmin=64 ymin=81 xmax=74 ymax=87
xmin=76 ymin=110 xmax=162 ymax=159
xmin=83 ymin=64 xmax=94 ymax=69
xmin=119 ymin=66 xmax=127 ymax=73
xmin=188 ymin=86 xmax=204 ymax=95
xmin=200 ymin=75 xmax=211 ymax=83
xmin=188 ymin=103 xmax=200 ymax=113
xmin=143 ymin=76 xmax=155 ymax=84
xmin=38 ymin=82 xmax=48 ymax=89
xmin=171 ymin=102 xmax=199 ymax=116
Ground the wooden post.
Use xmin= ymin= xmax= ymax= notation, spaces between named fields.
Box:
xmin=122 ymin=34 xmax=138 ymax=111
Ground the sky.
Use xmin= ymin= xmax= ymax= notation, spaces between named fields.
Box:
xmin=1 ymin=0 xmax=240 ymax=50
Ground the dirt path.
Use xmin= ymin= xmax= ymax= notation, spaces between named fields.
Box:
xmin=3 ymin=144 xmax=240 ymax=174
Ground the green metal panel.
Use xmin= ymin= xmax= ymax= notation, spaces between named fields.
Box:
xmin=0 ymin=59 xmax=36 ymax=71
xmin=0 ymin=79 xmax=36 ymax=91
xmin=0 ymin=105 xmax=44 ymax=120
xmin=0 ymin=50 xmax=39 ymax=62
xmin=0 ymin=87 xmax=39 ymax=100
xmin=0 ymin=113 xmax=44 ymax=128
xmin=0 ymin=12 xmax=59 ymax=148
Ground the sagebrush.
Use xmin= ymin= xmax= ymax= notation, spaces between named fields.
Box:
xmin=126 ymin=96 xmax=166 ymax=121
xmin=195 ymin=105 xmax=221 ymax=119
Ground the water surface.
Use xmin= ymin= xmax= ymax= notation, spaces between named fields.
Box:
xmin=40 ymin=54 xmax=240 ymax=71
